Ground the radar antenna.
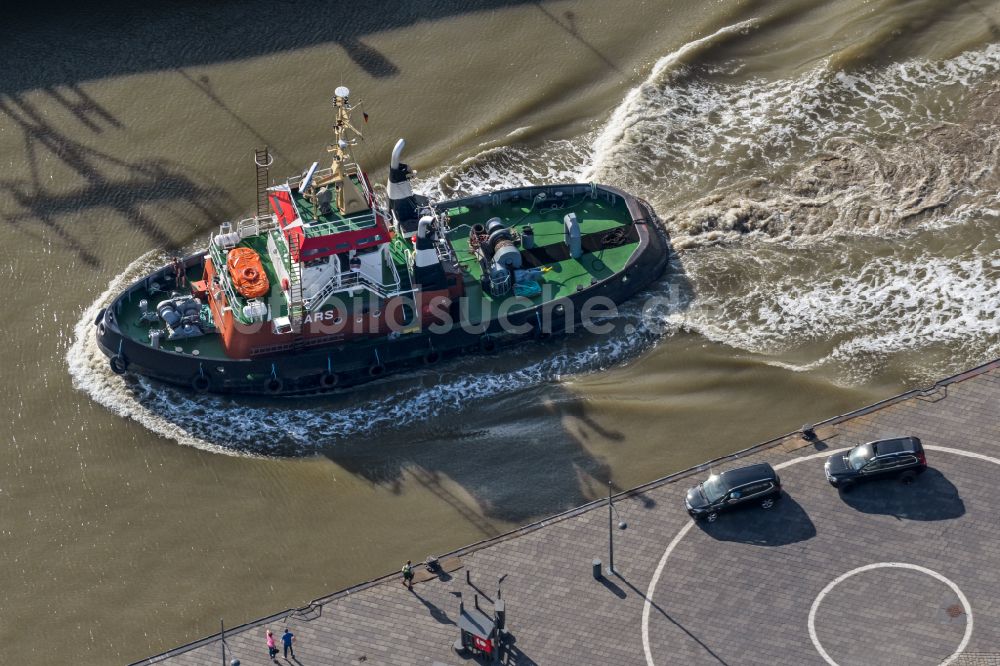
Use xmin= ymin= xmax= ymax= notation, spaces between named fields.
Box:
xmin=323 ymin=86 xmax=367 ymax=215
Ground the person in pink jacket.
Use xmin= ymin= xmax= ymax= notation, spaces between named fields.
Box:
xmin=266 ymin=629 xmax=278 ymax=661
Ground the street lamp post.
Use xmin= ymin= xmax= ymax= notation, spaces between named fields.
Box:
xmin=607 ymin=481 xmax=627 ymax=576
xmin=220 ymin=618 xmax=239 ymax=666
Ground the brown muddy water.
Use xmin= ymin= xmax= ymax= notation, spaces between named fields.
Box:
xmin=2 ymin=1 xmax=999 ymax=663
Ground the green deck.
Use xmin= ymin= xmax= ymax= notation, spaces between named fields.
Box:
xmin=241 ymin=233 xmax=287 ymax=318
xmin=117 ymin=192 xmax=640 ymax=359
xmin=384 ymin=195 xmax=640 ymax=323
xmin=446 ymin=197 xmax=637 ymax=312
xmin=290 ymin=176 xmax=378 ymax=238
xmin=117 ymin=265 xmax=228 ymax=358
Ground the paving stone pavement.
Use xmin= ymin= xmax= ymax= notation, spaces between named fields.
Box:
xmin=133 ymin=361 xmax=1000 ymax=666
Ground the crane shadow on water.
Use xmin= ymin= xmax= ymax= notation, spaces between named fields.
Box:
xmin=0 ymin=90 xmax=233 ymax=268
xmin=2 ymin=0 xmax=543 ymax=93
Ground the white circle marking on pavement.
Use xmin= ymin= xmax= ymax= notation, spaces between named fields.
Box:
xmin=642 ymin=444 xmax=998 ymax=666
xmin=807 ymin=561 xmax=973 ymax=666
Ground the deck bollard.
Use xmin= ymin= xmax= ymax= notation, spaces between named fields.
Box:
xmin=593 ymin=558 xmax=602 ymax=580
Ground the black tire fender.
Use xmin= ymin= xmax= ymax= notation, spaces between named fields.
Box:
xmin=191 ymin=375 xmax=211 ymax=393
xmin=109 ymin=355 xmax=128 ymax=375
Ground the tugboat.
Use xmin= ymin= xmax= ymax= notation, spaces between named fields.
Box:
xmin=95 ymin=88 xmax=669 ymax=395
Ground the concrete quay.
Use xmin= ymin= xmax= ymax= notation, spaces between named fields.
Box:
xmin=133 ymin=360 xmax=1000 ymax=666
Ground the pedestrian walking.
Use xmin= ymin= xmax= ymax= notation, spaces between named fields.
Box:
xmin=265 ymin=629 xmax=277 ymax=661
xmin=401 ymin=560 xmax=414 ymax=589
xmin=281 ymin=628 xmax=295 ymax=659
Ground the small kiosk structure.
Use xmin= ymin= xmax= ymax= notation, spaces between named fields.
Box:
xmin=454 ymin=588 xmax=507 ymax=662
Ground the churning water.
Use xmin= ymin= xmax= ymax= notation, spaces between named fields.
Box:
xmin=5 ymin=1 xmax=999 ymax=662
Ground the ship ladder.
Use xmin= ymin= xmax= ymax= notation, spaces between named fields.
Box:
xmin=285 ymin=234 xmax=305 ymax=333
xmin=254 ymin=147 xmax=273 ymax=218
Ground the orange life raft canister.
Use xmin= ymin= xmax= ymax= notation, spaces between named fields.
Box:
xmin=226 ymin=247 xmax=270 ymax=299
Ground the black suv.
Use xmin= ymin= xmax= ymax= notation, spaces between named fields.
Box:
xmin=685 ymin=462 xmax=782 ymax=522
xmin=825 ymin=436 xmax=926 ymax=490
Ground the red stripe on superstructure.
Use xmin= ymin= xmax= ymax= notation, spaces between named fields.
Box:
xmin=270 ymin=190 xmax=297 ymax=226
xmin=298 ymin=224 xmax=389 ymax=257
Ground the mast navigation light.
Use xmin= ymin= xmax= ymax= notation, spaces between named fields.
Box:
xmin=334 ymin=86 xmax=350 ymax=99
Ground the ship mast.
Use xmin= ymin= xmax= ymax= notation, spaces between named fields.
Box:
xmin=327 ymin=86 xmax=365 ymax=214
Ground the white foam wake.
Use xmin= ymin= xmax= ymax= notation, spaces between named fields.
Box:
xmin=66 ymin=250 xmax=245 ymax=455
xmin=669 ymin=236 xmax=1000 ymax=384
xmin=585 ymin=42 xmax=1000 ymax=245
xmin=581 ymin=19 xmax=759 ymax=183
xmin=414 ymin=139 xmax=592 ymax=201
xmin=67 ymin=256 xmax=664 ymax=455
xmin=416 ymin=35 xmax=1000 ymax=252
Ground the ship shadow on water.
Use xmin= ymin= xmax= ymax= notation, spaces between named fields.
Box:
xmin=309 ymin=251 xmax=694 ymax=529
xmin=314 ymin=384 xmax=632 ymax=532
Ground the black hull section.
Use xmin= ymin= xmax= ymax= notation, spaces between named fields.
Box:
xmin=95 ymin=187 xmax=670 ymax=396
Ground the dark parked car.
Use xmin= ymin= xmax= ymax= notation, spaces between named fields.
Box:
xmin=685 ymin=462 xmax=782 ymax=522
xmin=825 ymin=436 xmax=926 ymax=490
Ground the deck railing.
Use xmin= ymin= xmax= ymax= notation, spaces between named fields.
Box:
xmin=334 ymin=269 xmax=414 ymax=301
xmin=304 ymin=253 xmax=413 ymax=312
xmin=305 ymin=210 xmax=378 ymax=237
xmin=208 ymin=237 xmax=253 ymax=325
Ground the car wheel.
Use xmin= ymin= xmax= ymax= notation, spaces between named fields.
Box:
xmin=705 ymin=512 xmax=718 ymax=523
xmin=761 ymin=498 xmax=775 ymax=509
xmin=900 ymin=471 xmax=916 ymax=485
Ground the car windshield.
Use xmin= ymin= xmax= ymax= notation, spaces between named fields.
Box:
xmin=848 ymin=444 xmax=874 ymax=470
xmin=702 ymin=474 xmax=727 ymax=502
